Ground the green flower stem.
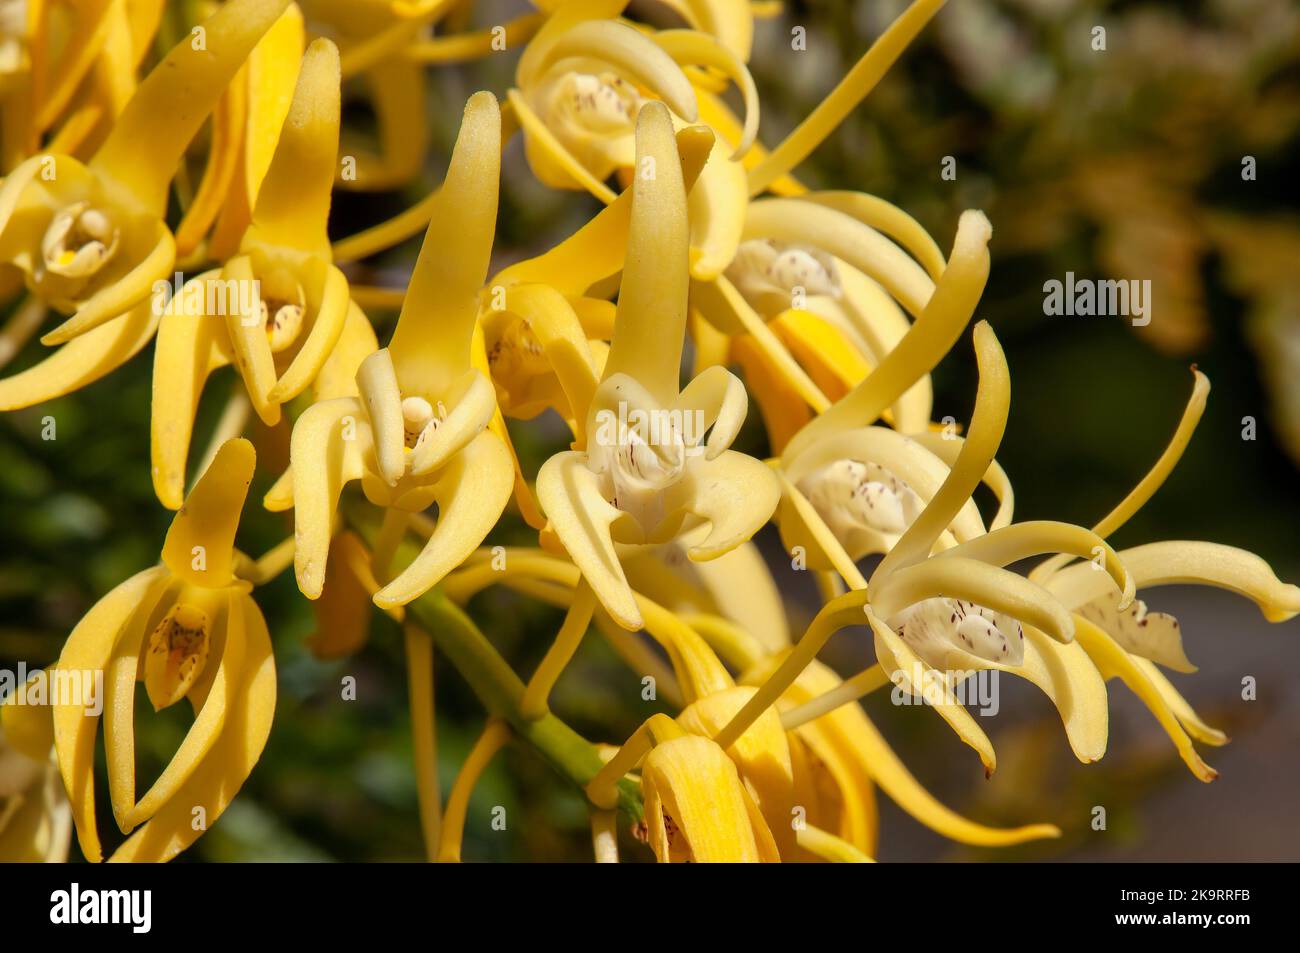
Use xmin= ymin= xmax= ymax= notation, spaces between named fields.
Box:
xmin=345 ymin=500 xmax=643 ymax=822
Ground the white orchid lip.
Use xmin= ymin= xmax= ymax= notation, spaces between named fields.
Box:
xmin=553 ymin=71 xmax=642 ymax=134
xmin=726 ymin=238 xmax=841 ymax=313
xmin=889 ymin=596 xmax=1025 ymax=669
xmin=591 ymin=421 xmax=689 ymax=533
xmin=259 ymin=279 xmax=307 ymax=354
xmin=797 ymin=457 xmax=925 ymax=556
xmin=40 ymin=203 xmax=121 ymax=281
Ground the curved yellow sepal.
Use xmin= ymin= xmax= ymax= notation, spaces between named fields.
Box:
xmin=375 ymin=430 xmax=515 ymax=608
xmin=387 ymin=91 xmax=500 ymax=399
xmin=162 ymin=438 xmax=256 ymax=589
xmin=54 ymin=566 xmax=168 ymax=863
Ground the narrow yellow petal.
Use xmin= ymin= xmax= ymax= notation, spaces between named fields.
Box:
xmin=662 ymin=450 xmax=780 ymax=560
xmin=783 ymin=210 xmax=991 ymax=462
xmin=865 ymin=610 xmax=997 ymax=775
xmin=685 ymin=141 xmax=748 ymax=280
xmin=173 ymin=70 xmax=247 ymax=257
xmin=675 ymin=365 xmax=748 ymax=458
xmin=936 ymin=521 xmax=1134 ymax=610
xmin=602 ymin=101 xmax=688 ymax=403
xmin=221 ymin=256 xmax=281 ymax=425
xmin=0 ymin=300 xmax=158 ymax=413
xmin=656 ymin=29 xmax=756 ymax=155
xmin=356 ymin=349 xmax=406 ymax=486
xmin=161 ymin=438 xmax=256 ymax=588
xmin=907 ymin=429 xmax=1014 ymax=530
xmin=797 ymin=825 xmax=874 ymax=862
xmin=290 ymin=397 xmax=368 ymax=599
xmin=1031 ymin=369 xmax=1210 ymax=584
xmin=387 ymin=91 xmax=500 ymax=399
xmin=149 ymin=278 xmax=234 ymax=509
xmin=1071 ymin=614 xmax=1217 ymax=782
xmin=747 ymin=0 xmax=947 ymax=195
xmin=872 ymin=318 xmax=1006 ymax=582
xmin=1045 ymin=540 xmax=1300 ymax=623
xmin=802 ymin=191 xmax=946 ymax=280
xmin=536 ymin=451 xmax=642 ymax=630
xmin=245 ymin=37 xmax=340 ymax=257
xmin=492 ymin=124 xmax=713 ymax=293
xmin=374 ymin=431 xmax=515 ymax=608
xmin=103 ymin=580 xmax=179 ymax=828
xmin=1130 ymin=657 xmax=1228 ymax=747
xmin=658 ymin=0 xmax=753 ymax=61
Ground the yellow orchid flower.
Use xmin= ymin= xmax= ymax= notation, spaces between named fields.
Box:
xmin=0 ymin=0 xmax=291 ymax=411
xmin=43 ymin=438 xmax=276 ymax=863
xmin=707 ymin=191 xmax=945 ymax=430
xmin=589 ymin=714 xmax=780 ymax=862
xmin=535 ymin=101 xmax=779 ymax=631
xmin=472 ymin=124 xmax=713 ymax=523
xmin=727 ymin=321 xmax=1133 ymax=777
xmin=505 ymin=0 xmax=759 ymax=288
xmin=325 ymin=1 xmax=758 ymax=284
xmin=151 ymin=36 xmax=359 ymax=509
xmin=282 ymin=90 xmax=514 ymax=610
xmin=1025 ymin=370 xmax=1300 ymax=781
xmin=508 ymin=0 xmax=756 ymax=201
xmin=0 ymin=715 xmax=72 ymax=862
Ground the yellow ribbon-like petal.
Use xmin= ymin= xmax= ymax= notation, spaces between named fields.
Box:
xmin=602 ymin=100 xmax=688 ymax=404
xmin=387 ymin=91 xmax=500 ymax=399
xmin=0 ymin=298 xmax=157 ymax=412
xmin=245 ymin=36 xmax=339 ymax=258
xmin=290 ymin=397 xmax=369 ymax=598
xmin=783 ymin=210 xmax=991 ymax=462
xmin=374 ymin=430 xmax=515 ymax=609
xmin=161 ymin=438 xmax=256 ymax=589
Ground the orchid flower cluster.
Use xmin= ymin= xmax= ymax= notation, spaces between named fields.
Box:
xmin=0 ymin=0 xmax=1295 ymax=864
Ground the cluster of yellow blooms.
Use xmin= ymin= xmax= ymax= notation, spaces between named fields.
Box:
xmin=0 ymin=0 xmax=1296 ymax=863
